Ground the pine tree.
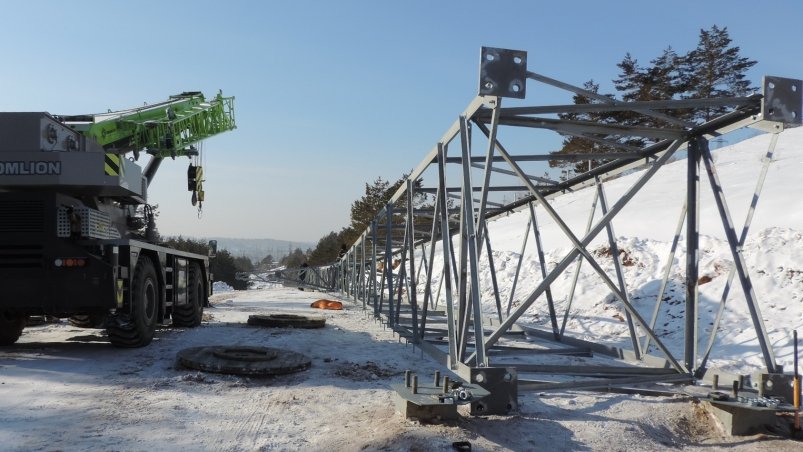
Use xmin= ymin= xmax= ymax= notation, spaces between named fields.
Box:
xmin=682 ymin=25 xmax=757 ymax=122
xmin=614 ymin=47 xmax=687 ymax=130
xmin=549 ymin=80 xmax=618 ymax=173
xmin=307 ymin=231 xmax=344 ymax=265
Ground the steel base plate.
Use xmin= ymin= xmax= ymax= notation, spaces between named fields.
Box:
xmin=176 ymin=345 xmax=311 ymax=376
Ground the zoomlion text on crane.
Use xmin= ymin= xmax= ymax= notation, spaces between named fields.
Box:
xmin=0 ymin=161 xmax=61 ymax=175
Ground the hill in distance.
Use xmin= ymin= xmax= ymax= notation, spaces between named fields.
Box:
xmin=205 ymin=237 xmax=316 ymax=262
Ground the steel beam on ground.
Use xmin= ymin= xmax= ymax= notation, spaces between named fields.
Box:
xmin=518 ymin=373 xmax=692 ymax=392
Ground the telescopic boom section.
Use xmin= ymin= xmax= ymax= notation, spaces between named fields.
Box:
xmin=61 ymin=91 xmax=236 ymax=158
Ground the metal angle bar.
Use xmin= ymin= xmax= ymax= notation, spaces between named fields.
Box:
xmin=395 ymin=212 xmax=410 ymax=327
xmin=377 ymin=253 xmax=386 ymax=316
xmin=473 ymin=139 xmax=686 ymax=372
xmin=459 ymin=114 xmax=487 ymax=367
xmin=560 ymin=188 xmax=599 ymax=337
xmin=549 ymin=128 xmax=646 ymax=154
xmin=450 ymin=153 xmax=643 ymax=163
xmin=370 ymin=220 xmax=378 ymax=315
xmin=421 ymin=185 xmax=555 ymax=193
xmin=525 ymin=71 xmax=694 ymax=128
xmin=362 ymin=238 xmax=368 ymax=304
xmin=597 ymin=180 xmax=642 ymax=358
xmin=528 ymin=201 xmax=559 ymax=339
xmin=700 ymin=139 xmax=778 ymax=373
xmin=507 ymin=216 xmax=530 ymax=316
xmin=483 ymin=226 xmax=504 ymax=322
xmin=406 ymin=180 xmax=420 ymax=341
xmin=493 ymin=115 xmax=686 ymax=141
xmin=518 ymin=373 xmax=692 ymax=392
xmin=505 ymin=364 xmax=680 ymax=376
xmin=685 ymin=138 xmax=701 ymax=372
xmin=455 ymin=118 xmax=472 ymax=363
xmin=447 ymin=192 xmax=505 ymax=208
xmin=470 ymin=161 xmax=557 ymax=185
xmin=385 ymin=202 xmax=394 ymax=326
xmin=416 ymin=238 xmax=428 ymax=288
xmin=643 ymin=201 xmax=687 ymax=354
xmin=434 ymin=265 xmax=445 ymax=310
xmin=421 ymin=188 xmax=441 ymax=337
xmin=437 ymin=143 xmax=459 ymax=369
xmin=480 ymin=96 xmax=757 ymax=117
xmin=521 ymin=324 xmax=677 ymax=369
xmin=698 ymin=132 xmax=779 ymax=373
xmin=475 ymin=96 xmax=502 ymax=248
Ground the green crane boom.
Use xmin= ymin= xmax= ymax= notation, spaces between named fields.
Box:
xmin=62 ymin=91 xmax=236 ymax=159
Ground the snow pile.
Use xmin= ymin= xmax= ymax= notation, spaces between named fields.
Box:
xmin=212 ymin=280 xmax=234 ymax=293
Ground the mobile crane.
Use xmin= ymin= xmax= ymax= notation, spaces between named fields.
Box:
xmin=0 ymin=91 xmax=236 ymax=347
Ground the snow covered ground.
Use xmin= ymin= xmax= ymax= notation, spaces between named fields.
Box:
xmin=1 ymin=287 xmax=801 ymax=451
xmin=0 ymin=127 xmax=802 ymax=450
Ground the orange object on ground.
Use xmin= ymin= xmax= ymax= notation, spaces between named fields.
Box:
xmin=310 ymin=299 xmax=343 ymax=310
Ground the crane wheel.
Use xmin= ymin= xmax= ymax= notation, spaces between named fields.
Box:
xmin=172 ymin=262 xmax=205 ymax=327
xmin=0 ymin=312 xmax=27 ymax=345
xmin=107 ymin=256 xmax=158 ymax=348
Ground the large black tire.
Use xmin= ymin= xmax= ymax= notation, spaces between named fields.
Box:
xmin=107 ymin=256 xmax=159 ymax=348
xmin=0 ymin=312 xmax=27 ymax=345
xmin=246 ymin=314 xmax=326 ymax=329
xmin=172 ymin=262 xmax=205 ymax=327
xmin=68 ymin=314 xmax=106 ymax=328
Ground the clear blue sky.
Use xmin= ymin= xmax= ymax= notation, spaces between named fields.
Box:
xmin=2 ymin=1 xmax=801 ymax=243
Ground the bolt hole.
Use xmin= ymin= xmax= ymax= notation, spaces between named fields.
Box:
xmin=511 ymin=84 xmax=521 ymax=93
xmin=486 ymin=54 xmax=495 ymax=62
xmin=768 ymin=82 xmax=776 ymax=90
xmin=793 ymin=85 xmax=798 ymax=92
xmin=475 ymin=373 xmax=485 ymax=383
xmin=484 ymin=81 xmax=494 ymax=90
xmin=476 ymin=403 xmax=485 ymax=412
xmin=513 ymin=56 xmax=523 ymax=65
xmin=768 ymin=108 xmax=775 ymax=116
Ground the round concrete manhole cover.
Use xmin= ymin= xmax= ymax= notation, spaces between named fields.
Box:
xmin=247 ymin=313 xmax=326 ymax=329
xmin=176 ymin=346 xmax=311 ymax=376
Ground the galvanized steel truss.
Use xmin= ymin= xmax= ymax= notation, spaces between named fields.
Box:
xmin=333 ymin=48 xmax=802 ymax=392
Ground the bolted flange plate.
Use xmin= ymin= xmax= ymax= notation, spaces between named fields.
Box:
xmin=479 ymin=47 xmax=527 ymax=99
xmin=762 ymin=76 xmax=802 ymax=124
xmin=247 ymin=313 xmax=326 ymax=329
xmin=176 ymin=345 xmax=311 ymax=376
